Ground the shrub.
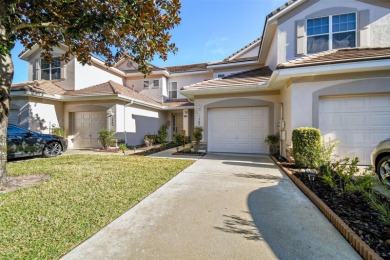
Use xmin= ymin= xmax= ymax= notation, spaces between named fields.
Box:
xmin=157 ymin=123 xmax=168 ymax=148
xmin=98 ymin=129 xmax=116 ymax=150
xmin=144 ymin=135 xmax=156 ymax=147
xmin=292 ymin=127 xmax=321 ymax=168
xmin=318 ymin=138 xmax=339 ymax=175
xmin=118 ymin=143 xmax=128 ymax=154
xmin=173 ymin=133 xmax=182 ymax=151
xmin=192 ymin=126 xmax=203 ymax=152
xmin=52 ymin=127 xmax=65 ymax=137
xmin=265 ymin=133 xmax=280 ymax=155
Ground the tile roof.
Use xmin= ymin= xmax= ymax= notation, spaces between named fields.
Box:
xmin=266 ymin=0 xmax=300 ymax=19
xmin=277 ymin=47 xmax=390 ymax=69
xmin=209 ymin=57 xmax=258 ymax=66
xmin=66 ymin=81 xmax=162 ymax=106
xmin=225 ymin=37 xmax=262 ymax=60
xmin=162 ymin=99 xmax=194 ymax=108
xmin=165 ymin=63 xmax=208 ymax=73
xmin=11 ymin=80 xmax=66 ymax=95
xmin=182 ymin=67 xmax=273 ymax=90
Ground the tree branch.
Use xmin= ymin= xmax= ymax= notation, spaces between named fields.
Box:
xmin=13 ymin=22 xmax=62 ymax=31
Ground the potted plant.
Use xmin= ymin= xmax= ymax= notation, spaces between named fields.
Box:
xmin=265 ymin=133 xmax=280 ymax=155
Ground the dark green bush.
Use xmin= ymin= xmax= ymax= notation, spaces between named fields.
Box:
xmin=292 ymin=127 xmax=321 ymax=168
xmin=98 ymin=129 xmax=116 ymax=150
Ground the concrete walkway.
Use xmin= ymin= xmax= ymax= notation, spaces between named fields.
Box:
xmin=62 ymin=154 xmax=361 ymax=260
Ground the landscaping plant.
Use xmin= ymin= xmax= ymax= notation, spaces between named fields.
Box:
xmin=144 ymin=135 xmax=156 ymax=147
xmin=98 ymin=129 xmax=116 ymax=150
xmin=157 ymin=123 xmax=169 ymax=148
xmin=264 ymin=133 xmax=280 ymax=155
xmin=118 ymin=143 xmax=128 ymax=154
xmin=292 ymin=127 xmax=321 ymax=168
xmin=51 ymin=127 xmax=65 ymax=137
xmin=173 ymin=133 xmax=182 ymax=151
xmin=192 ymin=126 xmax=203 ymax=152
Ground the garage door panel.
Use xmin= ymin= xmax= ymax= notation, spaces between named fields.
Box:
xmin=319 ymin=95 xmax=390 ymax=165
xmin=208 ymin=107 xmax=269 ymax=154
xmin=74 ymin=111 xmax=106 ymax=148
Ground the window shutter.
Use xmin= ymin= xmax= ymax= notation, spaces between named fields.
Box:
xmin=296 ymin=19 xmax=306 ymax=56
xmin=359 ymin=10 xmax=370 ymax=47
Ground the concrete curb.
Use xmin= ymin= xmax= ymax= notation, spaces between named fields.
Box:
xmin=270 ymin=155 xmax=383 ymax=260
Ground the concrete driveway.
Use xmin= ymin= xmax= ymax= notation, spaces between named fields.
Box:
xmin=62 ymin=154 xmax=360 ymax=260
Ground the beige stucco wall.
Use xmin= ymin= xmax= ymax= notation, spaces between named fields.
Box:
xmin=74 ymin=60 xmax=122 ymax=90
xmin=281 ymin=74 xmax=390 ymax=149
xmin=114 ymin=103 xmax=167 ymax=145
xmin=124 ymin=76 xmax=165 ymax=103
xmin=275 ymin=0 xmax=390 ymax=63
xmin=10 ymin=96 xmax=64 ymax=134
xmin=169 ymin=73 xmax=213 ymax=99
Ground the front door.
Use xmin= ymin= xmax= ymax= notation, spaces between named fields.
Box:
xmin=172 ymin=113 xmax=183 ymax=138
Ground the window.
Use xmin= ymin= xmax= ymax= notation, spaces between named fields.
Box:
xmin=41 ymin=57 xmax=61 ymax=80
xmin=7 ymin=125 xmax=28 ymax=135
xmin=153 ymin=80 xmax=159 ymax=88
xmin=169 ymin=82 xmax=178 ymax=99
xmin=307 ymin=13 xmax=356 ymax=54
xmin=143 ymin=81 xmax=149 ymax=88
xmin=217 ymin=74 xmax=225 ymax=78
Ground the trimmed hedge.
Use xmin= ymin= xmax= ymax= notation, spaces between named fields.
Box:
xmin=292 ymin=127 xmax=321 ymax=168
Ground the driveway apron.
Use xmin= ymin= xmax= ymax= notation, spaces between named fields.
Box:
xmin=62 ymin=154 xmax=361 ymax=260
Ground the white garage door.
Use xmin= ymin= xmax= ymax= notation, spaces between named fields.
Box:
xmin=73 ymin=112 xmax=107 ymax=148
xmin=319 ymin=95 xmax=390 ymax=165
xmin=208 ymin=107 xmax=269 ymax=153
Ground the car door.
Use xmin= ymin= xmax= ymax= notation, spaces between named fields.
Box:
xmin=7 ymin=125 xmax=43 ymax=158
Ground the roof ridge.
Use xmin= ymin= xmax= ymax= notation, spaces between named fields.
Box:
xmin=108 ymin=80 xmax=121 ymax=94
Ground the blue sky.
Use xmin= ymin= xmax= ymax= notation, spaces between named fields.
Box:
xmin=12 ymin=0 xmax=287 ymax=83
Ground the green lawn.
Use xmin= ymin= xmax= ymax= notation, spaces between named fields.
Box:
xmin=0 ymin=155 xmax=194 ymax=259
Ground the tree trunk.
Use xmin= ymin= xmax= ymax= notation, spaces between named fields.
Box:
xmin=0 ymin=50 xmax=14 ymax=183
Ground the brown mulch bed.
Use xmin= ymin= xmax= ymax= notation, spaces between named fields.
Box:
xmin=279 ymin=160 xmax=390 ymax=259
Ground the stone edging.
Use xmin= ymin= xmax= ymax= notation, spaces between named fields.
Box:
xmin=270 ymin=155 xmax=383 ymax=260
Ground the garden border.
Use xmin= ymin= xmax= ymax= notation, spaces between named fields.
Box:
xmin=270 ymin=155 xmax=383 ymax=260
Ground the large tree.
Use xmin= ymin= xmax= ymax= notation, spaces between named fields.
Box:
xmin=0 ymin=0 xmax=181 ymax=182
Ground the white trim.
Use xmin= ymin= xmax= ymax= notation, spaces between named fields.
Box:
xmin=228 ymin=39 xmax=261 ymax=61
xmin=267 ymin=0 xmax=307 ymax=23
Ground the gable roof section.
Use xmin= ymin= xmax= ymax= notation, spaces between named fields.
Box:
xmin=182 ymin=67 xmax=273 ymax=90
xmin=277 ymin=47 xmax=390 ymax=69
xmin=11 ymin=80 xmax=67 ymax=95
xmin=66 ymin=81 xmax=162 ymax=106
xmin=225 ymin=37 xmax=262 ymax=61
xmin=208 ymin=57 xmax=258 ymax=66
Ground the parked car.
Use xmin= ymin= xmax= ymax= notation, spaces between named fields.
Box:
xmin=7 ymin=124 xmax=68 ymax=159
xmin=371 ymin=138 xmax=390 ymax=185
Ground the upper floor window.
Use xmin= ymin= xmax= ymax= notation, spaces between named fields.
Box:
xmin=153 ymin=80 xmax=159 ymax=88
xmin=307 ymin=13 xmax=356 ymax=54
xmin=217 ymin=74 xmax=225 ymax=78
xmin=169 ymin=82 xmax=178 ymax=99
xmin=41 ymin=57 xmax=61 ymax=80
xmin=143 ymin=81 xmax=149 ymax=88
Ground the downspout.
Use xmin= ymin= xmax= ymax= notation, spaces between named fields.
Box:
xmin=279 ymin=103 xmax=285 ymax=156
xmin=124 ymin=101 xmax=134 ymax=145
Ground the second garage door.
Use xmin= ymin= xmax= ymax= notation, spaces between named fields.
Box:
xmin=208 ymin=107 xmax=269 ymax=153
xmin=73 ymin=112 xmax=107 ymax=148
xmin=319 ymin=95 xmax=390 ymax=165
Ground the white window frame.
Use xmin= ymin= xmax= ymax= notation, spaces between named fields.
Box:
xmin=169 ymin=82 xmax=178 ymax=99
xmin=41 ymin=57 xmax=61 ymax=80
xmin=307 ymin=12 xmax=357 ymax=54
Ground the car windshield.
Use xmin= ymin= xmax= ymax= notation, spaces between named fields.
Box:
xmin=7 ymin=125 xmax=28 ymax=135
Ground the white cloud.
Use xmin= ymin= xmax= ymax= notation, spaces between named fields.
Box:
xmin=205 ymin=36 xmax=229 ymax=55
